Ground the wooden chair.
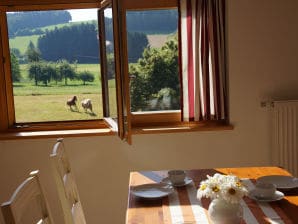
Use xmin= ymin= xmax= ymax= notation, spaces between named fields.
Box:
xmin=50 ymin=138 xmax=86 ymax=224
xmin=1 ymin=170 xmax=53 ymax=224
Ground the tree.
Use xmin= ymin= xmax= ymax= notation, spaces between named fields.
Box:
xmin=38 ymin=23 xmax=99 ymax=63
xmin=10 ymin=52 xmax=21 ymax=82
xmin=130 ymin=34 xmax=180 ymax=111
xmin=11 ymin=48 xmax=25 ymax=64
xmin=77 ymin=71 xmax=95 ymax=85
xmin=127 ymin=32 xmax=149 ymax=63
xmin=26 ymin=41 xmax=41 ymax=63
xmin=40 ymin=63 xmax=57 ymax=86
xmin=26 ymin=42 xmax=42 ymax=86
xmin=28 ymin=62 xmax=43 ymax=86
xmin=57 ymin=60 xmax=76 ymax=85
xmin=107 ymin=53 xmax=115 ymax=79
xmin=28 ymin=62 xmax=57 ymax=86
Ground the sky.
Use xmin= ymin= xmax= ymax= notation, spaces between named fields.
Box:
xmin=68 ymin=9 xmax=97 ymax=22
xmin=68 ymin=9 xmax=112 ymax=22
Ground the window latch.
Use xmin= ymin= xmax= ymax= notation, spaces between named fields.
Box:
xmin=14 ymin=124 xmax=30 ymax=128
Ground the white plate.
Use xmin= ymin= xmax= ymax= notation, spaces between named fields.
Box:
xmin=131 ymin=183 xmax=174 ymax=199
xmin=257 ymin=175 xmax=298 ymax=190
xmin=161 ymin=176 xmax=193 ymax=187
xmin=248 ymin=189 xmax=284 ymax=202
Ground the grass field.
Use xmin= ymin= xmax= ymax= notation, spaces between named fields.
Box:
xmin=9 ymin=35 xmax=40 ymax=54
xmin=12 ymin=63 xmax=118 ymax=122
xmin=147 ymin=34 xmax=170 ymax=48
xmin=14 ymin=94 xmax=104 ymax=122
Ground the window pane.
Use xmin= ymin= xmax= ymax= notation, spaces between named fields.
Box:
xmin=103 ymin=8 xmax=117 ymax=118
xmin=126 ymin=9 xmax=180 ymax=112
xmin=7 ymin=9 xmax=103 ymax=123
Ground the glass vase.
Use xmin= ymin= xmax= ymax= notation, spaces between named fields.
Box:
xmin=208 ymin=198 xmax=243 ymax=224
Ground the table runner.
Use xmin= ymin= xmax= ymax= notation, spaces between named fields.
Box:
xmin=165 ymin=179 xmax=293 ymax=224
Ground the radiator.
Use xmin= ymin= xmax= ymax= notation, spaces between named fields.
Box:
xmin=273 ymin=100 xmax=298 ymax=177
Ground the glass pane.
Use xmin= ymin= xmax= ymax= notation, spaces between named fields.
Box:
xmin=126 ymin=9 xmax=180 ymax=112
xmin=103 ymin=7 xmax=117 ymax=118
xmin=7 ymin=9 xmax=103 ymax=123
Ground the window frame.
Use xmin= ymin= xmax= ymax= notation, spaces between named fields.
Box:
xmin=0 ymin=2 xmax=111 ymax=134
xmin=118 ymin=0 xmax=181 ymax=137
xmin=99 ymin=0 xmax=127 ymax=139
xmin=117 ymin=0 xmax=232 ymax=139
xmin=0 ymin=0 xmax=232 ymax=141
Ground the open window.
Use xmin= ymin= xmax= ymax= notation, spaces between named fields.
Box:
xmin=0 ymin=1 xmax=122 ymax=135
xmin=99 ymin=0 xmax=127 ymax=140
xmin=106 ymin=0 xmax=231 ymax=142
xmin=0 ymin=0 xmax=231 ymax=142
xmin=112 ymin=0 xmax=182 ymax=141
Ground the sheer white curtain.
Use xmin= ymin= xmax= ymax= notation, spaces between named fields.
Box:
xmin=179 ymin=0 xmax=227 ymax=122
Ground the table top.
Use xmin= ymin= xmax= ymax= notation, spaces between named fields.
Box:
xmin=126 ymin=167 xmax=298 ymax=224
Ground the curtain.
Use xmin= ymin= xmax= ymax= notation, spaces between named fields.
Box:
xmin=179 ymin=0 xmax=227 ymax=122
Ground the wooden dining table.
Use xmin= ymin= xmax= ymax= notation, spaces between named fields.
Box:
xmin=126 ymin=167 xmax=298 ymax=224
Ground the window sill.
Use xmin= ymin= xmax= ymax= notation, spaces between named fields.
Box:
xmin=0 ymin=128 xmax=113 ymax=140
xmin=132 ymin=122 xmax=234 ymax=135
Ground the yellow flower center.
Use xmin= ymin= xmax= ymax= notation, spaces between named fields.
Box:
xmin=200 ymin=184 xmax=207 ymax=191
xmin=236 ymin=182 xmax=242 ymax=187
xmin=228 ymin=188 xmax=236 ymax=195
xmin=212 ymin=186 xmax=220 ymax=192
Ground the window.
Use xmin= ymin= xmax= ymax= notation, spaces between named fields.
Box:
xmin=118 ymin=0 xmax=183 ymax=140
xmin=7 ymin=9 xmax=103 ymax=123
xmin=0 ymin=2 xmax=109 ymax=134
xmin=0 ymin=0 xmax=231 ymax=142
xmin=127 ymin=9 xmax=180 ymax=113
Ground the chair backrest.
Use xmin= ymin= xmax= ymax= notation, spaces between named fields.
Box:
xmin=1 ymin=170 xmax=53 ymax=224
xmin=50 ymin=138 xmax=86 ymax=224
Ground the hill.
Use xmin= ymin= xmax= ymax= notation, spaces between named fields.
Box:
xmin=7 ymin=11 xmax=71 ymax=37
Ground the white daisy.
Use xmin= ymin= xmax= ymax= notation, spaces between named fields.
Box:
xmin=197 ymin=173 xmax=248 ymax=204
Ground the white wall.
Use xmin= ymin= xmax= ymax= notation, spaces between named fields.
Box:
xmin=1 ymin=0 xmax=298 ymax=223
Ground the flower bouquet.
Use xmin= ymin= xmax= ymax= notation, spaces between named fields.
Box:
xmin=197 ymin=173 xmax=248 ymax=224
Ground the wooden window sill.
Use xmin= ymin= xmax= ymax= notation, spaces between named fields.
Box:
xmin=132 ymin=122 xmax=234 ymax=135
xmin=0 ymin=128 xmax=113 ymax=140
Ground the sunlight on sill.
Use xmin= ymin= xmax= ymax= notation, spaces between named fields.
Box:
xmin=142 ymin=126 xmax=191 ymax=131
xmin=0 ymin=128 xmax=113 ymax=140
xmin=132 ymin=123 xmax=234 ymax=134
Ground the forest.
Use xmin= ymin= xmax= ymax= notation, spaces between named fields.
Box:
xmin=7 ymin=11 xmax=71 ymax=37
xmin=37 ymin=22 xmax=149 ymax=64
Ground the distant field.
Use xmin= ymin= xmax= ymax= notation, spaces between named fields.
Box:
xmin=9 ymin=35 xmax=40 ymax=54
xmin=40 ymin=20 xmax=95 ymax=31
xmin=147 ymin=34 xmax=170 ymax=48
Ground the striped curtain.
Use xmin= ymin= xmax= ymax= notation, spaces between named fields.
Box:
xmin=179 ymin=0 xmax=227 ymax=121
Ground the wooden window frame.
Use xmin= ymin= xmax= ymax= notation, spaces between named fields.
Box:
xmin=117 ymin=0 xmax=232 ymax=139
xmin=0 ymin=1 xmax=113 ymax=138
xmin=0 ymin=0 xmax=232 ymax=141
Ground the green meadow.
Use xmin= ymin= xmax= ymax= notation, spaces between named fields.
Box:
xmin=13 ymin=63 xmax=117 ymax=123
xmin=8 ymin=19 xmax=167 ymax=123
xmin=9 ymin=35 xmax=40 ymax=54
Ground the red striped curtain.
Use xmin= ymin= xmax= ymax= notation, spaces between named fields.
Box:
xmin=179 ymin=0 xmax=227 ymax=121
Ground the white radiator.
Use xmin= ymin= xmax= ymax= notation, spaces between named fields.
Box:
xmin=273 ymin=100 xmax=298 ymax=177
